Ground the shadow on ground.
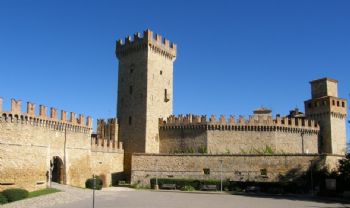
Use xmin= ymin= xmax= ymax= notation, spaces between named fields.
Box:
xmin=232 ymin=193 xmax=350 ymax=207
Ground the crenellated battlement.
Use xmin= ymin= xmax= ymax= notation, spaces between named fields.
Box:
xmin=159 ymin=114 xmax=320 ymax=134
xmin=92 ymin=118 xmax=122 ymax=152
xmin=116 ymin=29 xmax=177 ymax=60
xmin=0 ymin=97 xmax=92 ymax=133
xmin=91 ymin=134 xmax=123 ymax=153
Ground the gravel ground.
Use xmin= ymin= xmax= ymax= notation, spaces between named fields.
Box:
xmin=2 ymin=183 xmax=349 ymax=208
xmin=51 ymin=190 xmax=350 ymax=208
xmin=1 ymin=183 xmax=134 ymax=208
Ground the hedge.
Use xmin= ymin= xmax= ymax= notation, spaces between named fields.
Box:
xmin=2 ymin=188 xmax=29 ymax=202
xmin=150 ymin=178 xmax=307 ymax=193
xmin=150 ymin=178 xmax=229 ymax=190
xmin=0 ymin=192 xmax=8 ymax=204
xmin=85 ymin=176 xmax=103 ymax=190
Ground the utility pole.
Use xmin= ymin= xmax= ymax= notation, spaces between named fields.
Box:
xmin=92 ymin=175 xmax=96 ymax=208
xmin=155 ymin=159 xmax=159 ymax=190
xmin=220 ymin=160 xmax=223 ymax=192
xmin=310 ymin=160 xmax=314 ymax=196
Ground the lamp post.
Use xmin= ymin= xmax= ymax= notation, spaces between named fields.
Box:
xmin=310 ymin=160 xmax=314 ymax=196
xmin=155 ymin=159 xmax=159 ymax=190
xmin=219 ymin=160 xmax=223 ymax=192
xmin=92 ymin=174 xmax=96 ymax=208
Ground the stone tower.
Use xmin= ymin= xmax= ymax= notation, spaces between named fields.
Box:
xmin=304 ymin=78 xmax=347 ymax=155
xmin=115 ymin=29 xmax=177 ymax=154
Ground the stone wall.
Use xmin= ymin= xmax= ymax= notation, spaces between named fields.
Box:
xmin=131 ymin=153 xmax=326 ymax=186
xmin=90 ymin=150 xmax=124 ymax=187
xmin=207 ymin=130 xmax=318 ymax=154
xmin=159 ymin=115 xmax=319 ymax=154
xmin=0 ymin=98 xmax=124 ymax=191
xmin=159 ymin=128 xmax=207 ymax=153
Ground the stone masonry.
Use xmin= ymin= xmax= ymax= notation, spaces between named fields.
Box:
xmin=0 ymin=98 xmax=124 ymax=191
xmin=116 ymin=29 xmax=176 ymax=155
xmin=1 ymin=29 xmax=348 ymax=190
xmin=131 ymin=153 xmax=323 ymax=186
xmin=305 ymin=78 xmax=347 ymax=155
xmin=159 ymin=113 xmax=319 ymax=154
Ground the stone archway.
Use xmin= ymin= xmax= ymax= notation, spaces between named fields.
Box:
xmin=51 ymin=156 xmax=64 ymax=184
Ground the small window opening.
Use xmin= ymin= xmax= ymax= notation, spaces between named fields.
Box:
xmin=337 ymin=101 xmax=340 ymax=107
xmin=160 ymin=70 xmax=163 ymax=75
xmin=342 ymin=102 xmax=345 ymax=107
xmin=308 ymin=103 xmax=312 ymax=108
xmin=130 ymin=64 xmax=134 ymax=74
xmin=129 ymin=86 xmax=133 ymax=95
xmin=260 ymin=168 xmax=267 ymax=176
xmin=203 ymin=168 xmax=210 ymax=175
xmin=332 ymin=100 xmax=335 ymax=106
xmin=164 ymin=89 xmax=169 ymax=102
xmin=128 ymin=116 xmax=132 ymax=125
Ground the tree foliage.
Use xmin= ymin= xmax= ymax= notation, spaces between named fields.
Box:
xmin=338 ymin=153 xmax=350 ymax=183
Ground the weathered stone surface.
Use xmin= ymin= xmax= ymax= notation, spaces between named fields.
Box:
xmin=131 ymin=153 xmax=330 ymax=186
xmin=305 ymin=78 xmax=347 ymax=155
xmin=0 ymin=102 xmax=124 ymax=191
xmin=159 ymin=115 xmax=319 ymax=154
xmin=116 ymin=29 xmax=176 ymax=154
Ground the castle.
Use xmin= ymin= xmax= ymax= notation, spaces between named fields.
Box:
xmin=0 ymin=29 xmax=347 ymax=191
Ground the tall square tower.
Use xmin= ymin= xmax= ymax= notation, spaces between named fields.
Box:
xmin=304 ymin=78 xmax=347 ymax=155
xmin=116 ymin=29 xmax=176 ymax=154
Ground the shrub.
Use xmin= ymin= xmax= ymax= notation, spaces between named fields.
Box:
xmin=0 ymin=192 xmax=8 ymax=204
xmin=181 ymin=185 xmax=195 ymax=191
xmin=85 ymin=176 xmax=103 ymax=190
xmin=2 ymin=188 xmax=29 ymax=202
xmin=150 ymin=178 xmax=229 ymax=190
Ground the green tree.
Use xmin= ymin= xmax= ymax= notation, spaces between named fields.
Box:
xmin=338 ymin=153 xmax=350 ymax=190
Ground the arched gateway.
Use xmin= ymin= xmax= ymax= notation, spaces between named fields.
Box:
xmin=51 ymin=156 xmax=64 ymax=184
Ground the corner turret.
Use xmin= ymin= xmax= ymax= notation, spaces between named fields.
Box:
xmin=305 ymin=77 xmax=347 ymax=155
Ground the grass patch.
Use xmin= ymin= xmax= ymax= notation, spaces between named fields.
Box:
xmin=28 ymin=188 xmax=60 ymax=198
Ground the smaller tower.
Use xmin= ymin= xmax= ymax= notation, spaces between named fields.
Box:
xmin=304 ymin=78 xmax=347 ymax=155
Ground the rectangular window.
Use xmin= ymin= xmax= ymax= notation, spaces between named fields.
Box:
xmin=337 ymin=101 xmax=340 ymax=107
xmin=342 ymin=102 xmax=345 ymax=108
xmin=332 ymin=100 xmax=335 ymax=106
xmin=128 ymin=116 xmax=132 ymax=125
xmin=129 ymin=86 xmax=133 ymax=95
xmin=203 ymin=168 xmax=210 ymax=175
xmin=164 ymin=89 xmax=169 ymax=102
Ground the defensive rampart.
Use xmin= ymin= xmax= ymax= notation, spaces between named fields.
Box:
xmin=131 ymin=153 xmax=342 ymax=186
xmin=0 ymin=97 xmax=123 ymax=191
xmin=159 ymin=114 xmax=320 ymax=154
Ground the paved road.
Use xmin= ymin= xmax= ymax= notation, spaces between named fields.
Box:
xmin=51 ymin=190 xmax=350 ymax=208
xmin=2 ymin=183 xmax=350 ymax=208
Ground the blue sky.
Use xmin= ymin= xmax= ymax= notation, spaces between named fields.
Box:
xmin=0 ymin=0 xmax=349 ymax=134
